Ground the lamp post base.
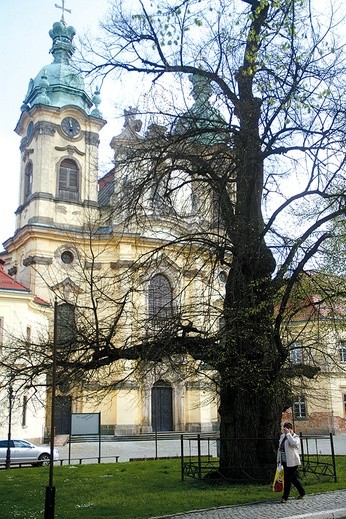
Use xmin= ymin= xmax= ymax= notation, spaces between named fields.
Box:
xmin=44 ymin=486 xmax=56 ymax=519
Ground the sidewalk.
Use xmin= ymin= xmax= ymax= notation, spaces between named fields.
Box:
xmin=151 ymin=490 xmax=346 ymax=519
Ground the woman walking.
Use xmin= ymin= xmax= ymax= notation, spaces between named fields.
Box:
xmin=277 ymin=421 xmax=305 ymax=503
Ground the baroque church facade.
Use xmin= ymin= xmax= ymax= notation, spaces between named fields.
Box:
xmin=1 ymin=14 xmax=345 ymax=444
xmin=1 ymin=16 xmax=220 ymax=440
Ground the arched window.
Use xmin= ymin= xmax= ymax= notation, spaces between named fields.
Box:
xmin=58 ymin=159 xmax=79 ymax=201
xmin=24 ymin=162 xmax=33 ymax=201
xmin=148 ymin=274 xmax=173 ymax=320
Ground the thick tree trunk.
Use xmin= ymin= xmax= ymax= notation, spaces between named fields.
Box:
xmin=216 ymin=254 xmax=284 ymax=479
xmin=218 ymin=376 xmax=283 ymax=480
xmin=217 ymin=85 xmax=284 ymax=475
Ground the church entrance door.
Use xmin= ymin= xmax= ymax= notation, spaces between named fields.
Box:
xmin=151 ymin=380 xmax=173 ymax=432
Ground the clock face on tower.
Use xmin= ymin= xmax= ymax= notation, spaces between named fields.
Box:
xmin=61 ymin=117 xmax=81 ymax=138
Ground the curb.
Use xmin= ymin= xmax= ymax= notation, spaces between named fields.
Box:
xmin=281 ymin=509 xmax=346 ymax=519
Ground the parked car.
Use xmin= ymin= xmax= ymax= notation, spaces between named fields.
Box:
xmin=0 ymin=439 xmax=59 ymax=466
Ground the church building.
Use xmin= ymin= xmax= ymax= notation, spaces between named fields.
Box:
xmin=1 ymin=13 xmax=220 ymax=440
xmin=1 ymin=10 xmax=345 ymax=445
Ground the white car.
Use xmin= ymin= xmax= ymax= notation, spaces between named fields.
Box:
xmin=0 ymin=439 xmax=59 ymax=466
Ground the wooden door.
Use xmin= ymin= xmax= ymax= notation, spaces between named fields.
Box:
xmin=151 ymin=380 xmax=173 ymax=432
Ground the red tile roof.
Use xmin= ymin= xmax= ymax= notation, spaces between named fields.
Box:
xmin=0 ymin=259 xmax=29 ymax=292
xmin=0 ymin=259 xmax=50 ymax=306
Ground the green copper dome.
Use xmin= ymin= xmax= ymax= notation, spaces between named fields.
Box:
xmin=174 ymin=74 xmax=229 ymax=146
xmin=21 ymin=20 xmax=94 ymax=113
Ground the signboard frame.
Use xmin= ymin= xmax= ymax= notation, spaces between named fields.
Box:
xmin=68 ymin=412 xmax=101 ymax=463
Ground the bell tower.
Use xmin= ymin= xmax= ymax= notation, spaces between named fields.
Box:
xmin=15 ymin=18 xmax=105 ymax=231
xmin=4 ymin=14 xmax=106 ymax=297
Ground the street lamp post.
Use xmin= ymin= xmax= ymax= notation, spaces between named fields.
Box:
xmin=44 ymin=299 xmax=58 ymax=519
xmin=5 ymin=382 xmax=14 ymax=469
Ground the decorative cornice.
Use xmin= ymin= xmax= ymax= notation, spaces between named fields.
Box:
xmin=55 ymin=145 xmax=85 ymax=156
xmin=51 ymin=276 xmax=83 ymax=295
xmin=30 ymin=192 xmax=54 ymax=200
xmin=23 ymin=255 xmax=53 ymax=267
xmin=16 ymin=194 xmax=54 ymax=214
xmin=110 ymin=260 xmax=134 ymax=269
xmin=82 ymin=199 xmax=99 ymax=208
xmin=85 ymin=261 xmax=102 ymax=270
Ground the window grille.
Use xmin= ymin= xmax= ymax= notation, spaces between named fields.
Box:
xmin=290 ymin=341 xmax=303 ymax=364
xmin=293 ymin=396 xmax=307 ymax=419
xmin=339 ymin=343 xmax=346 ymax=362
xmin=148 ymin=274 xmax=173 ymax=323
xmin=24 ymin=162 xmax=33 ymax=200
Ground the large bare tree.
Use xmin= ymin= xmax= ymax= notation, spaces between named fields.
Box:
xmin=77 ymin=0 xmax=346 ymax=475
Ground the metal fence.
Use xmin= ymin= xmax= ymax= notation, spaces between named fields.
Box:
xmin=181 ymin=434 xmax=337 ymax=483
xmin=300 ymin=433 xmax=337 ymax=482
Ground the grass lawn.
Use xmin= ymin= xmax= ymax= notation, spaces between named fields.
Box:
xmin=0 ymin=457 xmax=345 ymax=519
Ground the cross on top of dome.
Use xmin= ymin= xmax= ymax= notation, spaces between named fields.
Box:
xmin=54 ymin=0 xmax=72 ymax=24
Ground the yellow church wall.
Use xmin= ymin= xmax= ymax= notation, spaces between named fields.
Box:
xmin=183 ymin=385 xmax=218 ymax=432
xmin=3 ymin=222 xmax=222 ymax=435
xmin=81 ymin=392 xmax=117 ymax=431
xmin=7 ymin=226 xmax=219 ymax=327
xmin=200 ymin=389 xmax=218 ymax=429
xmin=328 ymin=375 xmax=346 ymax=420
xmin=114 ymin=388 xmax=142 ymax=434
xmin=184 ymin=388 xmax=201 ymax=429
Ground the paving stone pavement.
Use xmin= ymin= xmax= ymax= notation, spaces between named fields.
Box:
xmin=150 ymin=490 xmax=346 ymax=519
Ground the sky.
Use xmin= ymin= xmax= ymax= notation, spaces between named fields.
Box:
xmin=0 ymin=0 xmax=140 ymax=250
xmin=0 ymin=1 xmax=343 ymax=251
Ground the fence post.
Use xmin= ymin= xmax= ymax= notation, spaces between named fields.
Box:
xmin=98 ymin=413 xmax=101 ymax=463
xmin=197 ymin=434 xmax=202 ymax=480
xmin=330 ymin=433 xmax=337 ymax=483
xmin=299 ymin=433 xmax=305 ymax=468
xmin=180 ymin=434 xmax=184 ymax=482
